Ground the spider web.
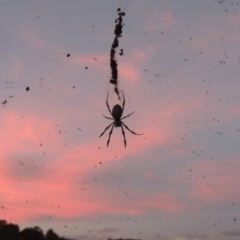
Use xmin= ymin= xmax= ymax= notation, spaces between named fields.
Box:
xmin=0 ymin=1 xmax=240 ymax=240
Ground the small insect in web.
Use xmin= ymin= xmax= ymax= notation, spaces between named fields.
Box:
xmin=100 ymin=91 xmax=143 ymax=147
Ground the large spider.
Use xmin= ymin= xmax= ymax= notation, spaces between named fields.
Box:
xmin=100 ymin=91 xmax=143 ymax=147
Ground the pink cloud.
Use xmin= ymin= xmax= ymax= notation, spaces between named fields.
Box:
xmin=66 ymin=48 xmax=143 ymax=84
xmin=20 ymin=29 xmax=46 ymax=49
xmin=1 ymin=159 xmax=182 ymax=222
xmin=227 ymin=12 xmax=240 ymax=26
xmin=0 ymin=88 xmax=224 ymax=224
xmin=0 ymin=60 xmax=237 ymax=224
xmin=117 ymin=49 xmax=151 ymax=83
xmin=0 ymin=120 xmax=184 ymax=223
xmin=188 ymin=158 xmax=240 ymax=204
xmin=119 ymin=62 xmax=140 ymax=82
xmin=0 ymin=112 xmax=58 ymax=153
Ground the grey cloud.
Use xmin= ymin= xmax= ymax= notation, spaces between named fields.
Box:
xmin=3 ymin=154 xmax=48 ymax=181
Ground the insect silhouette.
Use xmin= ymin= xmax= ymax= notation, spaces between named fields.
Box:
xmin=100 ymin=91 xmax=143 ymax=147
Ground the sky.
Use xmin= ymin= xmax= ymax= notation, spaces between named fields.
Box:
xmin=0 ymin=0 xmax=240 ymax=239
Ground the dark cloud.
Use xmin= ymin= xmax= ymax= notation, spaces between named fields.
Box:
xmin=177 ymin=233 xmax=209 ymax=240
xmin=219 ymin=230 xmax=240 ymax=238
xmin=70 ymin=234 xmax=108 ymax=240
xmin=97 ymin=227 xmax=120 ymax=234
xmin=174 ymin=230 xmax=240 ymax=240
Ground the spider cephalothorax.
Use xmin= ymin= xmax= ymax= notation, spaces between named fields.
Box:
xmin=100 ymin=91 xmax=143 ymax=147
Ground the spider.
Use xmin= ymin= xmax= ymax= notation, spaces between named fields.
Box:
xmin=100 ymin=91 xmax=143 ymax=147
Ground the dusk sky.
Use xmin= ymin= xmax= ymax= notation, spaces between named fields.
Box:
xmin=0 ymin=0 xmax=240 ymax=239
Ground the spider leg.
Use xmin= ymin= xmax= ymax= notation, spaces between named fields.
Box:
xmin=120 ymin=124 xmax=127 ymax=148
xmin=121 ymin=111 xmax=135 ymax=120
xmin=107 ymin=124 xmax=115 ymax=147
xmin=103 ymin=114 xmax=114 ymax=120
xmin=122 ymin=90 xmax=125 ymax=113
xmin=106 ymin=92 xmax=112 ymax=115
xmin=99 ymin=122 xmax=114 ymax=137
xmin=121 ymin=122 xmax=143 ymax=135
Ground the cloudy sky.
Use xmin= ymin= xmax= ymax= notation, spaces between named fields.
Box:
xmin=0 ymin=0 xmax=240 ymax=239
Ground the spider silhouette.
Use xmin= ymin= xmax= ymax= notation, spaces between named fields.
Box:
xmin=100 ymin=91 xmax=143 ymax=147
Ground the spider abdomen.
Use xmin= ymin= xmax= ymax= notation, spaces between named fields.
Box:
xmin=112 ymin=104 xmax=123 ymax=119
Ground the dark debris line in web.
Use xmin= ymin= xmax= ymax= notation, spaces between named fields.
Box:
xmin=109 ymin=8 xmax=126 ymax=100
